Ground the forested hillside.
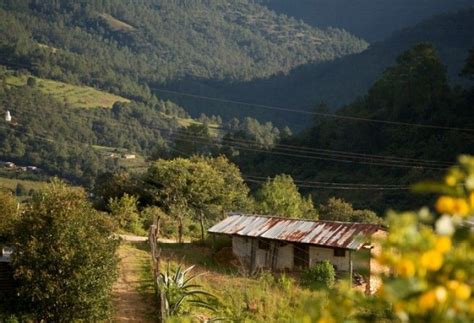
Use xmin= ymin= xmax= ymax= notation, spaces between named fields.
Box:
xmin=257 ymin=0 xmax=473 ymax=41
xmin=0 ymin=0 xmax=366 ymax=103
xmin=230 ymin=45 xmax=474 ymax=212
xmin=165 ymin=9 xmax=474 ymax=128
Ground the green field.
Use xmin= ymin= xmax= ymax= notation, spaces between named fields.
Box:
xmin=4 ymin=74 xmax=130 ymax=109
xmin=0 ymin=177 xmax=48 ymax=192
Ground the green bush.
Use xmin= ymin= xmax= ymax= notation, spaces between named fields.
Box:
xmin=301 ymin=260 xmax=336 ymax=290
xmin=276 ymin=273 xmax=295 ymax=292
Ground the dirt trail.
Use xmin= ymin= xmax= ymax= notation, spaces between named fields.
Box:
xmin=112 ymin=242 xmax=157 ymax=322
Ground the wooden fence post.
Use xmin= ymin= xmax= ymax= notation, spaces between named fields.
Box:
xmin=149 ymin=217 xmax=166 ymax=322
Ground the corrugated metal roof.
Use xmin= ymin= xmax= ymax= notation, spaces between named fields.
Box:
xmin=208 ymin=214 xmax=383 ymax=250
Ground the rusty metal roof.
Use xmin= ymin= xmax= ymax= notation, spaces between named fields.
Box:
xmin=208 ymin=214 xmax=383 ymax=250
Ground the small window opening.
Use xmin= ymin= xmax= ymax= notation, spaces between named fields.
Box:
xmin=334 ymin=249 xmax=346 ymax=257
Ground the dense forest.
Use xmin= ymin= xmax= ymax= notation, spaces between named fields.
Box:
xmin=161 ymin=8 xmax=474 ymax=128
xmin=257 ymin=0 xmax=473 ymax=41
xmin=231 ymin=44 xmax=474 ymax=212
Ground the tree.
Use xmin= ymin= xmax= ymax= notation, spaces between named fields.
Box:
xmin=189 ymin=156 xmax=252 ymax=240
xmin=108 ymin=193 xmax=142 ymax=235
xmin=93 ymin=170 xmax=137 ymax=210
xmin=368 ymin=43 xmax=449 ymax=120
xmin=26 ymin=77 xmax=37 ymax=87
xmin=461 ymin=48 xmax=474 ymax=79
xmin=144 ymin=157 xmax=251 ymax=241
xmin=255 ymin=174 xmax=317 ymax=218
xmin=318 ymin=197 xmax=382 ymax=224
xmin=0 ymin=191 xmax=18 ymax=244
xmin=172 ymin=124 xmax=216 ymax=157
xmin=11 ymin=180 xmax=118 ymax=322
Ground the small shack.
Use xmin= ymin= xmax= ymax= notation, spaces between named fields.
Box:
xmin=208 ymin=214 xmax=386 ymax=293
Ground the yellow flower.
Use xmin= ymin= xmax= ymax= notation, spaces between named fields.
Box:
xmin=447 ymin=280 xmax=460 ymax=290
xmin=452 ymin=198 xmax=470 ymax=216
xmin=435 ymin=236 xmax=452 ymax=254
xmin=420 ymin=251 xmax=443 ymax=271
xmin=454 ymin=283 xmax=471 ymax=300
xmin=445 ymin=175 xmax=457 ymax=186
xmin=317 ymin=316 xmax=335 ymax=323
xmin=419 ymin=291 xmax=437 ymax=311
xmin=435 ymin=196 xmax=469 ymax=215
xmin=436 ymin=196 xmax=454 ymax=214
xmin=395 ymin=258 xmax=415 ymax=277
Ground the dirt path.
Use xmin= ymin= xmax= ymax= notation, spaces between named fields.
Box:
xmin=112 ymin=242 xmax=157 ymax=322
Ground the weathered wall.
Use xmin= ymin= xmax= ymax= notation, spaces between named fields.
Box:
xmin=232 ymin=236 xmax=251 ymax=264
xmin=276 ymin=243 xmax=293 ymax=270
xmin=309 ymin=246 xmax=350 ymax=271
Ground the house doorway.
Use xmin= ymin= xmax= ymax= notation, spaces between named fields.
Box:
xmin=293 ymin=244 xmax=309 ymax=268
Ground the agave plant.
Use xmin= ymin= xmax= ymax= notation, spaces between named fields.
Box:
xmin=158 ymin=264 xmax=217 ymax=316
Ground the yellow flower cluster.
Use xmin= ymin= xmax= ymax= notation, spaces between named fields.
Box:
xmin=378 ymin=222 xmax=474 ymax=319
xmin=435 ymin=195 xmax=472 ymax=216
xmin=302 ymin=157 xmax=474 ymax=322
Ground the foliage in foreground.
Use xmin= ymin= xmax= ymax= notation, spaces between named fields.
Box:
xmin=10 ymin=180 xmax=119 ymax=322
xmin=299 ymin=156 xmax=474 ymax=322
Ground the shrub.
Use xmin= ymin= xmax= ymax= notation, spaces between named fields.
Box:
xmin=26 ymin=77 xmax=37 ymax=87
xmin=15 ymin=184 xmax=27 ymax=196
xmin=301 ymin=260 xmax=336 ymax=290
xmin=158 ymin=264 xmax=216 ymax=316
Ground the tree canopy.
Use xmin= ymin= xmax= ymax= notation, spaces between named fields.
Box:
xmin=255 ymin=174 xmax=317 ymax=218
xmin=11 ymin=181 xmax=118 ymax=322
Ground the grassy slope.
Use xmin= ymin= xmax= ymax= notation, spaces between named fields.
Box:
xmin=158 ymin=241 xmax=316 ymax=321
xmin=4 ymin=74 xmax=130 ymax=109
xmin=4 ymin=71 xmax=218 ymax=134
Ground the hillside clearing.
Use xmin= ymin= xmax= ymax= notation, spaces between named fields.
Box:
xmin=4 ymin=74 xmax=130 ymax=109
xmin=99 ymin=13 xmax=136 ymax=31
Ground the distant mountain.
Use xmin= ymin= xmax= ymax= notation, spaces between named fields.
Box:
xmin=0 ymin=0 xmax=366 ymax=102
xmin=257 ymin=0 xmax=473 ymax=41
xmin=159 ymin=9 xmax=474 ymax=129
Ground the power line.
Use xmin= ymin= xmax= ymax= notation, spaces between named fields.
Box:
xmin=1 ymin=122 xmax=414 ymax=190
xmin=65 ymin=110 xmax=453 ymax=169
xmin=244 ymin=175 xmax=408 ymax=188
xmin=158 ymin=128 xmax=447 ymax=170
xmin=153 ymin=87 xmax=474 ymax=134
xmin=243 ymin=178 xmax=409 ymax=190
